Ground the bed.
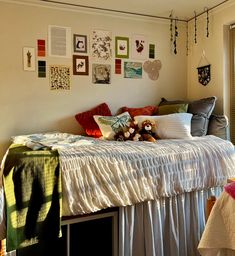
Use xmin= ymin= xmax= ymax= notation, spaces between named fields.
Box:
xmin=0 ymin=96 xmax=234 ymax=256
xmin=1 ymin=131 xmax=235 ymax=256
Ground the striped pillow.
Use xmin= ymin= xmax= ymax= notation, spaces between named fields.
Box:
xmin=134 ymin=113 xmax=193 ymax=139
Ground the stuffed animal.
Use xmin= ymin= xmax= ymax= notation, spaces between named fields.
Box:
xmin=114 ymin=120 xmax=142 ymax=142
xmin=139 ymin=119 xmax=158 ymax=142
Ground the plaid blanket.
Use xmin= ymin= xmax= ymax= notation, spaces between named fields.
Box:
xmin=3 ymin=144 xmax=62 ymax=252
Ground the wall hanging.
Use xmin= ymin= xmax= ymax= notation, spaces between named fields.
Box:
xmin=197 ymin=51 xmax=211 ymax=86
xmin=143 ymin=60 xmax=162 ymax=81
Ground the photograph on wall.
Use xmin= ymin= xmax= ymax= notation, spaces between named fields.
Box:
xmin=50 ymin=65 xmax=71 ymax=90
xmin=73 ymin=55 xmax=89 ymax=75
xmin=131 ymin=35 xmax=148 ymax=60
xmin=91 ymin=30 xmax=112 ymax=61
xmin=115 ymin=36 xmax=129 ymax=58
xmin=73 ymin=34 xmax=87 ymax=53
xmin=23 ymin=47 xmax=35 ymax=71
xmin=92 ymin=64 xmax=111 ymax=84
xmin=48 ymin=25 xmax=71 ymax=58
xmin=124 ymin=62 xmax=142 ymax=79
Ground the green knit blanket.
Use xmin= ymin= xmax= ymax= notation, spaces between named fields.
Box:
xmin=3 ymin=144 xmax=62 ymax=252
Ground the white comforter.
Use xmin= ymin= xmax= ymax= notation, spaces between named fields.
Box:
xmin=56 ymin=135 xmax=235 ymax=216
xmin=2 ymin=133 xmax=235 ymax=217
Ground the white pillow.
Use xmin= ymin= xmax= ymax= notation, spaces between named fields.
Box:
xmin=94 ymin=112 xmax=132 ymax=140
xmin=134 ymin=113 xmax=193 ymax=139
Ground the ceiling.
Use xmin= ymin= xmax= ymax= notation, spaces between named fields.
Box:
xmin=41 ymin=0 xmax=231 ymax=21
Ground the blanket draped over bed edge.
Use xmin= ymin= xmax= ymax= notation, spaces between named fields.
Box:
xmin=3 ymin=145 xmax=62 ymax=252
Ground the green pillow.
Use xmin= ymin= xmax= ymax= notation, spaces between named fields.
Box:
xmin=158 ymin=103 xmax=188 ymax=115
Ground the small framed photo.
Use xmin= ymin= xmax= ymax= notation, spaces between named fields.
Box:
xmin=73 ymin=34 xmax=87 ymax=53
xmin=73 ymin=55 xmax=89 ymax=75
xmin=23 ymin=47 xmax=35 ymax=71
xmin=115 ymin=36 xmax=129 ymax=58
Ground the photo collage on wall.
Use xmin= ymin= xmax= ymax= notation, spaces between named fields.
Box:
xmin=22 ymin=25 xmax=162 ymax=90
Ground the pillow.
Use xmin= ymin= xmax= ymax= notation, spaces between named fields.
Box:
xmin=158 ymin=103 xmax=188 ymax=115
xmin=94 ymin=112 xmax=132 ymax=140
xmin=121 ymin=105 xmax=157 ymax=118
xmin=159 ymin=97 xmax=217 ymax=136
xmin=75 ymin=103 xmax=112 ymax=138
xmin=134 ymin=113 xmax=193 ymax=139
xmin=207 ymin=114 xmax=229 ymax=140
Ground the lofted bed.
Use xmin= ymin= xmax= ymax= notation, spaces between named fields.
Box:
xmin=0 ymin=97 xmax=235 ymax=256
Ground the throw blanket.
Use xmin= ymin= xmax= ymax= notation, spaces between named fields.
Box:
xmin=2 ymin=145 xmax=62 ymax=252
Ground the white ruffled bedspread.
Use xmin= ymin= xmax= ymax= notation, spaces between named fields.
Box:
xmin=53 ymin=134 xmax=235 ymax=216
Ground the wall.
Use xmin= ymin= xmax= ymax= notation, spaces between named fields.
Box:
xmin=0 ymin=0 xmax=187 ymax=159
xmin=187 ymin=1 xmax=235 ymax=114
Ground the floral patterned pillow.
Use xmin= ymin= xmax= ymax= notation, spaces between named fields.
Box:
xmin=93 ymin=112 xmax=132 ymax=140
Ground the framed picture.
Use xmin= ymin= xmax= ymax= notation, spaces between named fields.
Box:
xmin=73 ymin=55 xmax=89 ymax=75
xmin=92 ymin=64 xmax=111 ymax=84
xmin=115 ymin=36 xmax=129 ymax=58
xmin=23 ymin=47 xmax=35 ymax=71
xmin=73 ymin=34 xmax=87 ymax=53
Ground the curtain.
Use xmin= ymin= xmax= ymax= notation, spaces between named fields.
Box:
xmin=230 ymin=25 xmax=235 ymax=144
xmin=119 ymin=187 xmax=223 ymax=256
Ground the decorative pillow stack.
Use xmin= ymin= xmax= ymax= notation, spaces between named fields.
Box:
xmin=158 ymin=96 xmax=217 ymax=136
xmin=75 ymin=103 xmax=112 ymax=138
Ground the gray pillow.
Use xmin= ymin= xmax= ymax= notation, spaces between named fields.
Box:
xmin=159 ymin=96 xmax=217 ymax=136
xmin=207 ymin=114 xmax=229 ymax=140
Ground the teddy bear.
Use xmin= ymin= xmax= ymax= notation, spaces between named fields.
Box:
xmin=139 ymin=119 xmax=158 ymax=142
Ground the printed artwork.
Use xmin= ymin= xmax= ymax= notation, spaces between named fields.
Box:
xmin=38 ymin=61 xmax=46 ymax=78
xmin=48 ymin=25 xmax=71 ymax=58
xmin=92 ymin=64 xmax=111 ymax=84
xmin=131 ymin=35 xmax=148 ymax=60
xmin=149 ymin=44 xmax=155 ymax=59
xmin=124 ymin=62 xmax=142 ymax=79
xmin=23 ymin=47 xmax=35 ymax=71
xmin=91 ymin=30 xmax=112 ymax=61
xmin=115 ymin=59 xmax=122 ymax=74
xmin=37 ymin=39 xmax=46 ymax=57
xmin=50 ymin=65 xmax=71 ymax=90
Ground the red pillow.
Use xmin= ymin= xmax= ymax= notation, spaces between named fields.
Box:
xmin=75 ymin=103 xmax=112 ymax=137
xmin=121 ymin=105 xmax=157 ymax=118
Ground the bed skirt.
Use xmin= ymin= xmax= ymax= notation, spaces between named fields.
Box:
xmin=119 ymin=187 xmax=223 ymax=256
xmin=2 ymin=187 xmax=223 ymax=256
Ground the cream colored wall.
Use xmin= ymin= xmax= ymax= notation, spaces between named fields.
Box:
xmin=187 ymin=1 xmax=235 ymax=114
xmin=0 ymin=1 xmax=187 ymax=159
